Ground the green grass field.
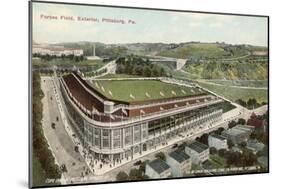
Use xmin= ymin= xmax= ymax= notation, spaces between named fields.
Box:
xmin=208 ymin=80 xmax=268 ymax=88
xmin=97 ymin=74 xmax=141 ymax=79
xmin=198 ymin=81 xmax=268 ymax=103
xmin=184 ymin=62 xmax=268 ymax=80
xmin=90 ymin=79 xmax=204 ymax=102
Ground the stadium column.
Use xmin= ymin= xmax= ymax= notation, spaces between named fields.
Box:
xmin=140 ymin=125 xmax=143 ymax=155
xmin=110 ymin=129 xmax=113 ymax=163
xmin=131 ymin=126 xmax=134 ymax=159
xmin=121 ymin=128 xmax=125 ymax=161
xmin=100 ymin=129 xmax=103 ymax=152
xmin=110 ymin=129 xmax=113 ymax=150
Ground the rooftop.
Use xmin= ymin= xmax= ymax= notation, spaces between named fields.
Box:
xmin=169 ymin=150 xmax=190 ymax=163
xmin=209 ymin=133 xmax=227 ymax=141
xmin=148 ymin=159 xmax=170 ymax=174
xmin=223 ymin=125 xmax=253 ymax=136
xmin=89 ymin=79 xmax=205 ymax=103
xmin=187 ymin=141 xmax=209 ymax=153
xmin=247 ymin=139 xmax=265 ymax=152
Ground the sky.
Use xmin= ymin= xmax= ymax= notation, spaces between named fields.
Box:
xmin=32 ymin=2 xmax=268 ymax=46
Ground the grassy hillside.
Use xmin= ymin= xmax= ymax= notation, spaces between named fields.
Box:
xmin=158 ymin=43 xmax=225 ymax=59
xmin=184 ymin=62 xmax=268 ymax=80
xmin=157 ymin=43 xmax=252 ymax=60
xmin=198 ymin=81 xmax=268 ymax=104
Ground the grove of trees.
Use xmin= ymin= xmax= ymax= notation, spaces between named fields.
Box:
xmin=116 ymin=55 xmax=166 ymax=77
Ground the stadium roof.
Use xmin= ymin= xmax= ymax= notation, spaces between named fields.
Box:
xmin=169 ymin=150 xmax=190 ymax=163
xmin=148 ymin=159 xmax=170 ymax=174
xmin=90 ymin=79 xmax=204 ymax=103
xmin=187 ymin=141 xmax=209 ymax=153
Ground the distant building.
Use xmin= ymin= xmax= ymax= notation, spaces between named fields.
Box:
xmin=166 ymin=150 xmax=191 ymax=177
xmin=247 ymin=113 xmax=265 ymax=129
xmin=208 ymin=133 xmax=228 ymax=150
xmin=145 ymin=159 xmax=171 ymax=179
xmin=222 ymin=125 xmax=253 ymax=145
xmin=185 ymin=141 xmax=209 ymax=164
xmin=32 ymin=44 xmax=83 ymax=56
xmin=87 ymin=44 xmax=102 ymax=60
xmin=246 ymin=139 xmax=265 ymax=154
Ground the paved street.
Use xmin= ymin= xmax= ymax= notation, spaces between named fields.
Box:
xmin=41 ymin=78 xmax=95 ymax=184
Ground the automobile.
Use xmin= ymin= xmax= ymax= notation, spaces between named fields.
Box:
xmin=51 ymin=123 xmax=56 ymax=129
xmin=74 ymin=146 xmax=79 ymax=153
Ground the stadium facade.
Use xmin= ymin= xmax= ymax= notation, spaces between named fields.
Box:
xmin=59 ymin=72 xmax=224 ymax=163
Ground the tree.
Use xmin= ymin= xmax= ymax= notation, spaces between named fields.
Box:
xmin=144 ymin=67 xmax=151 ymax=77
xmin=247 ymin=98 xmax=258 ymax=109
xmin=228 ymin=120 xmax=237 ymax=129
xmin=155 ymin=152 xmax=166 ymax=161
xmin=242 ymin=149 xmax=257 ymax=166
xmin=196 ymin=133 xmax=209 ymax=145
xmin=116 ymin=171 xmax=129 ymax=181
xmin=218 ymin=149 xmax=227 ymax=157
xmin=237 ymin=118 xmax=246 ymax=125
xmin=139 ymin=160 xmax=149 ymax=173
xmin=236 ymin=99 xmax=247 ymax=107
xmin=227 ymin=139 xmax=234 ymax=149
xmin=239 ymin=141 xmax=247 ymax=149
xmin=210 ymin=147 xmax=217 ymax=155
xmin=214 ymin=127 xmax=225 ymax=135
xmin=129 ymin=168 xmax=143 ymax=180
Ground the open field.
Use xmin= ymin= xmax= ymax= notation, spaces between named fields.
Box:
xmin=32 ymin=58 xmax=104 ymax=70
xmin=198 ymin=81 xmax=268 ymax=103
xmin=208 ymin=80 xmax=268 ymax=88
xmin=90 ymin=79 xmax=204 ymax=102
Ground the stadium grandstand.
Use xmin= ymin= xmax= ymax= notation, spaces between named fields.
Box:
xmin=59 ymin=72 xmax=224 ymax=163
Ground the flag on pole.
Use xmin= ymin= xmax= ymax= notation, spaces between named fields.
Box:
xmin=110 ymin=114 xmax=115 ymax=120
xmin=109 ymin=90 xmax=113 ymax=97
xmin=140 ymin=109 xmax=145 ymax=114
xmin=145 ymin=92 xmax=151 ymax=98
xmin=95 ymin=82 xmax=100 ymax=89
xmin=130 ymin=93 xmax=135 ymax=99
xmin=122 ymin=108 xmax=128 ymax=116
xmin=101 ymin=86 xmax=105 ymax=92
